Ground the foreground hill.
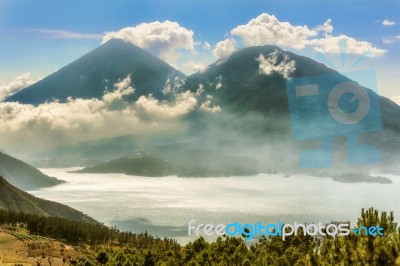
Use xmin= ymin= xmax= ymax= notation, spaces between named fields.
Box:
xmin=0 ymin=231 xmax=84 ymax=265
xmin=0 ymin=152 xmax=63 ymax=190
xmin=0 ymin=176 xmax=96 ymax=223
xmin=0 ymin=207 xmax=398 ymax=266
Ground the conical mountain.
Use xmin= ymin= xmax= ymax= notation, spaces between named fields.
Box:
xmin=185 ymin=45 xmax=400 ymax=135
xmin=4 ymin=39 xmax=184 ymax=105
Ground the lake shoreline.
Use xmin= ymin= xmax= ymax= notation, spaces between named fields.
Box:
xmin=29 ymin=168 xmax=400 ymax=244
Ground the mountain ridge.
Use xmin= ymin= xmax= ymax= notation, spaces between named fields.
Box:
xmin=2 ymin=42 xmax=400 ymax=172
xmin=73 ymin=44 xmax=400 ymax=175
xmin=0 ymin=175 xmax=97 ymax=223
xmin=0 ymin=152 xmax=64 ymax=190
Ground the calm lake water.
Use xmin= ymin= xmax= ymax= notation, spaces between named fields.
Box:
xmin=29 ymin=168 xmax=400 ymax=244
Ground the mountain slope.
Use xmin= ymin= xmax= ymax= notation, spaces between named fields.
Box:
xmin=185 ymin=45 xmax=400 ymax=146
xmin=4 ymin=39 xmax=185 ymax=105
xmin=0 ymin=176 xmax=96 ymax=223
xmin=186 ymin=46 xmax=349 ymax=114
xmin=78 ymin=45 xmax=400 ymax=175
xmin=0 ymin=152 xmax=64 ymax=190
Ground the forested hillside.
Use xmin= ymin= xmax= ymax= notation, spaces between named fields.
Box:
xmin=0 ymin=207 xmax=399 ymax=265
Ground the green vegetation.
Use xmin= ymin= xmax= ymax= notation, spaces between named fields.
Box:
xmin=1 ymin=207 xmax=399 ymax=265
xmin=0 ymin=176 xmax=95 ymax=223
xmin=0 ymin=209 xmax=177 ymax=249
xmin=0 ymin=152 xmax=63 ymax=190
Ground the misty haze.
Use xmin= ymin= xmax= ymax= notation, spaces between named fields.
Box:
xmin=30 ymin=168 xmax=400 ymax=244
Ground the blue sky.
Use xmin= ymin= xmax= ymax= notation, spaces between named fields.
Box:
xmin=0 ymin=0 xmax=399 ymax=98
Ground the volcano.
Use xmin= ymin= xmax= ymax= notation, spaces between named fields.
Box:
xmin=3 ymin=39 xmax=184 ymax=105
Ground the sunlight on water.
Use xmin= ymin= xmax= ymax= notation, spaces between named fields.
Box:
xmin=29 ymin=168 xmax=400 ymax=244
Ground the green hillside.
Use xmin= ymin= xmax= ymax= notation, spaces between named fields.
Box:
xmin=0 ymin=176 xmax=96 ymax=223
xmin=0 ymin=152 xmax=64 ymax=190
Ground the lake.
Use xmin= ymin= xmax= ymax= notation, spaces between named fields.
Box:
xmin=29 ymin=168 xmax=400 ymax=244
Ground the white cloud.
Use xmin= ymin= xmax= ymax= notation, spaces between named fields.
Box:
xmin=0 ymin=72 xmax=41 ymax=100
xmin=102 ymin=75 xmax=135 ymax=104
xmin=230 ymin=13 xmax=386 ymax=58
xmin=162 ymin=75 xmax=186 ymax=95
xmin=315 ymin=19 xmax=333 ymax=36
xmin=231 ymin=13 xmax=317 ymax=50
xmin=203 ymin=42 xmax=211 ymax=51
xmin=213 ymin=38 xmax=237 ymax=59
xmin=0 ymin=98 xmax=120 ymax=149
xmin=102 ymin=21 xmax=195 ymax=65
xmin=0 ymin=76 xmax=194 ymax=149
xmin=214 ymin=75 xmax=223 ymax=90
xmin=135 ymin=90 xmax=197 ymax=120
xmin=183 ymin=61 xmax=208 ymax=73
xmin=383 ymin=19 xmax=396 ymax=26
xmin=32 ymin=29 xmax=102 ymax=39
xmin=391 ymin=96 xmax=400 ymax=106
xmin=200 ymin=99 xmax=221 ymax=113
xmin=308 ymin=34 xmax=386 ymax=57
xmin=383 ymin=36 xmax=400 ymax=44
xmin=257 ymin=50 xmax=296 ymax=79
xmin=195 ymin=84 xmax=205 ymax=96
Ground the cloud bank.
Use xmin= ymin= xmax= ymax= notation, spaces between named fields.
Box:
xmin=230 ymin=13 xmax=386 ymax=58
xmin=98 ymin=15 xmax=386 ymax=75
xmin=0 ymin=76 xmax=198 ymax=149
xmin=231 ymin=13 xmax=316 ymax=50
